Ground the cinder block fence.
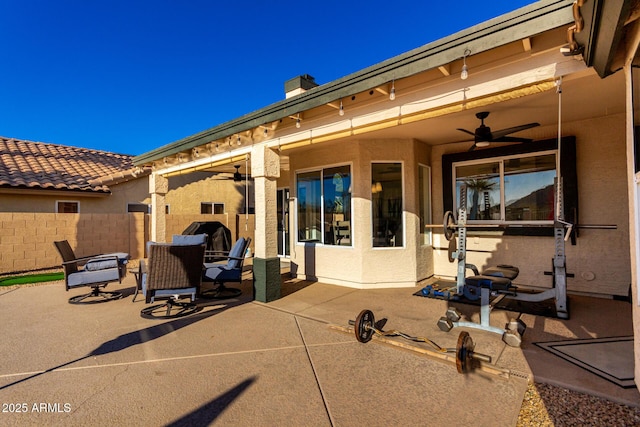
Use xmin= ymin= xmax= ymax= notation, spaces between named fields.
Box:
xmin=0 ymin=213 xmax=255 ymax=274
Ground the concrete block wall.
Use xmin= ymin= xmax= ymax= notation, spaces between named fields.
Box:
xmin=0 ymin=212 xmax=148 ymax=274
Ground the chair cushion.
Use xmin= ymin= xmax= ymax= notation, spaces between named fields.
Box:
xmin=83 ymin=252 xmax=128 ymax=271
xmin=227 ymin=238 xmax=246 ymax=269
xmin=203 ymin=265 xmax=242 ymax=282
xmin=172 ymin=234 xmax=207 ymax=245
xmin=67 ymin=268 xmax=120 ymax=287
xmin=141 ymin=273 xmax=197 ymax=302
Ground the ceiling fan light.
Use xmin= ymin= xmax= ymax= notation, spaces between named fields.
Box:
xmin=475 ymin=141 xmax=490 ymax=148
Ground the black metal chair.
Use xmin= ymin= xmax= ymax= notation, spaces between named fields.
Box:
xmin=53 ymin=240 xmax=128 ymax=304
xmin=140 ymin=243 xmax=205 ymax=319
xmin=201 ymin=237 xmax=251 ymax=299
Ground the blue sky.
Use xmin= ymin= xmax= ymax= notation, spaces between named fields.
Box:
xmin=1 ymin=1 xmax=534 ymax=155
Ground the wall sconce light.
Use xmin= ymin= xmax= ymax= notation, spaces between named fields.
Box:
xmin=339 ymin=99 xmax=344 ymax=116
xmin=371 ymin=182 xmax=383 ymax=193
xmin=296 ymin=114 xmax=301 ymax=128
xmin=389 ymin=80 xmax=396 ymax=101
xmin=461 ymin=48 xmax=471 ymax=80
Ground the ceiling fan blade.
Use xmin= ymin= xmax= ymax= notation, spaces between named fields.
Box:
xmin=456 ymin=128 xmax=477 ymax=137
xmin=490 ymin=123 xmax=540 ymax=140
xmin=491 ymin=136 xmax=534 ymax=143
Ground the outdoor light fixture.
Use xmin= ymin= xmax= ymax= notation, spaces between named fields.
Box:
xmin=461 ymin=48 xmax=471 ymax=80
xmin=389 ymin=80 xmax=396 ymax=101
xmin=339 ymin=100 xmax=344 ymax=116
xmin=296 ymin=114 xmax=301 ymax=128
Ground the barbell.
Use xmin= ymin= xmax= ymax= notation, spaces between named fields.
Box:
xmin=426 ymin=211 xmax=617 ymax=242
xmin=349 ymin=309 xmax=491 ymax=374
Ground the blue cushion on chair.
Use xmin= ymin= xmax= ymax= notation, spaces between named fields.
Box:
xmin=227 ymin=238 xmax=246 ymax=269
xmin=172 ymin=234 xmax=207 ymax=245
xmin=68 ymin=268 xmax=120 ymax=288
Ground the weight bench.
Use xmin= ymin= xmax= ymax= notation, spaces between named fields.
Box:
xmin=462 ymin=264 xmax=519 ymax=300
xmin=439 ymin=264 xmax=526 ymax=347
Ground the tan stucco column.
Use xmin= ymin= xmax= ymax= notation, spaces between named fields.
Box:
xmin=149 ymin=172 xmax=168 ymax=243
xmin=251 ymin=146 xmax=281 ymax=302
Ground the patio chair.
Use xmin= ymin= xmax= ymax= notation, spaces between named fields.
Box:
xmin=132 ymin=234 xmax=207 ymax=302
xmin=201 ymin=237 xmax=251 ymax=299
xmin=53 ymin=240 xmax=129 ymax=304
xmin=140 ymin=242 xmax=205 ymax=319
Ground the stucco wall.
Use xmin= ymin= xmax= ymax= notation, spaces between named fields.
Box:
xmin=164 ymin=172 xmax=254 ymax=215
xmin=431 ymin=113 xmax=631 ymax=296
xmin=288 ymin=139 xmax=434 ymax=288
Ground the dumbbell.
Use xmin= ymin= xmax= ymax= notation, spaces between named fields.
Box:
xmin=349 ymin=309 xmax=491 ymax=373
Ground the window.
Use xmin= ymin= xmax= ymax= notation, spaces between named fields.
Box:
xmin=454 ymin=152 xmax=556 ymax=223
xmin=201 ymin=203 xmax=224 ymax=214
xmin=372 ymin=163 xmax=403 ymax=247
xmin=296 ymin=165 xmax=351 ymax=245
xmin=419 ymin=165 xmax=432 ymax=245
xmin=442 ymin=137 xmax=578 ymax=237
xmin=127 ymin=203 xmax=150 ymax=213
xmin=56 ymin=201 xmax=79 ymax=213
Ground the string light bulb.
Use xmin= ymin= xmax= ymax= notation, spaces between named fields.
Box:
xmin=389 ymin=80 xmax=396 ymax=101
xmin=461 ymin=48 xmax=471 ymax=80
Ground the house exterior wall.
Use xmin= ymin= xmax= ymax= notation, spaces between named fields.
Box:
xmin=431 ymin=113 xmax=631 ymax=296
xmin=288 ymin=139 xmax=434 ymax=288
xmin=164 ymin=172 xmax=254 ymax=215
xmin=0 ymin=178 xmax=149 ymax=214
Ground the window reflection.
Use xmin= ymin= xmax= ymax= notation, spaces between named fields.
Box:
xmin=372 ymin=163 xmax=403 ymax=247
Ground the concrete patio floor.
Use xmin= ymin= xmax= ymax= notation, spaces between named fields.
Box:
xmin=0 ymin=266 xmax=638 ymax=426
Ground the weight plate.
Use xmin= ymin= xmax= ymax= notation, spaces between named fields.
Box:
xmin=447 ymin=237 xmax=457 ymax=263
xmin=443 ymin=211 xmax=456 ymax=241
xmin=462 ymin=284 xmax=481 ymax=301
xmin=354 ymin=309 xmax=376 ymax=343
xmin=456 ymin=331 xmax=475 ymax=374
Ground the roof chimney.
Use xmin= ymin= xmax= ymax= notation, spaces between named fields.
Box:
xmin=284 ymin=74 xmax=318 ymax=98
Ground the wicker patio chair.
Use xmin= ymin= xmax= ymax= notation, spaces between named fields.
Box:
xmin=140 ymin=243 xmax=205 ymax=319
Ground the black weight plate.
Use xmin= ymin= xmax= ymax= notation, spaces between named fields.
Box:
xmin=354 ymin=309 xmax=375 ymax=343
xmin=443 ymin=211 xmax=455 ymax=241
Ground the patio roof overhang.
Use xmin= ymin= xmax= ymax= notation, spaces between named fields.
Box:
xmin=576 ymin=0 xmax=640 ymax=77
xmin=133 ymin=0 xmax=575 ymax=168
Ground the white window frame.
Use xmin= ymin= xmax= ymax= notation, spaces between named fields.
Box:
xmin=56 ymin=200 xmax=80 ymax=213
xmin=201 ymin=202 xmax=225 ymax=214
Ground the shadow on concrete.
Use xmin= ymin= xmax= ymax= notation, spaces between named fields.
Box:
xmin=165 ymin=377 xmax=257 ymax=426
xmin=0 ymin=299 xmax=246 ymax=391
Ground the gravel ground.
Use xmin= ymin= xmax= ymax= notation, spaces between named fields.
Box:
xmin=517 ymin=382 xmax=640 ymax=426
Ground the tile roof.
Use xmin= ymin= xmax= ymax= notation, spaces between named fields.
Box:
xmin=0 ymin=136 xmax=137 ymax=193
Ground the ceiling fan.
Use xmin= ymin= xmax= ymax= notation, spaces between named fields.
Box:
xmin=212 ymin=165 xmax=246 ymax=181
xmin=457 ymin=111 xmax=540 ymax=151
